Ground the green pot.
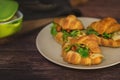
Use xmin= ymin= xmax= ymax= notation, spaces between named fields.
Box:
xmin=0 ymin=11 xmax=23 ymax=38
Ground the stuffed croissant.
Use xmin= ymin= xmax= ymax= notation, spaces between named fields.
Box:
xmin=86 ymin=17 xmax=120 ymax=47
xmin=62 ymin=35 xmax=103 ymax=65
xmin=51 ymin=15 xmax=85 ymax=45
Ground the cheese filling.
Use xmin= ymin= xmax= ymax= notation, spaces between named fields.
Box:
xmin=112 ymin=31 xmax=120 ymax=40
xmin=90 ymin=53 xmax=103 ymax=59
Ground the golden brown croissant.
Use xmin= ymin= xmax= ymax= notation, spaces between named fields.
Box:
xmin=87 ymin=17 xmax=120 ymax=47
xmin=54 ymin=15 xmax=83 ymax=30
xmin=94 ymin=35 xmax=120 ymax=47
xmin=51 ymin=15 xmax=85 ymax=45
xmin=62 ymin=35 xmax=103 ymax=65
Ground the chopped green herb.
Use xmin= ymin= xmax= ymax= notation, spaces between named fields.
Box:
xmin=62 ymin=30 xmax=70 ymax=42
xmin=102 ymin=33 xmax=112 ymax=39
xmin=62 ymin=30 xmax=83 ymax=41
xmin=51 ymin=23 xmax=57 ymax=36
xmin=76 ymin=46 xmax=89 ymax=58
xmin=65 ymin=44 xmax=89 ymax=57
xmin=65 ymin=45 xmax=71 ymax=52
xmin=70 ymin=30 xmax=81 ymax=37
xmin=86 ymin=28 xmax=99 ymax=36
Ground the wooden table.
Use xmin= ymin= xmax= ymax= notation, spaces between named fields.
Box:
xmin=0 ymin=0 xmax=120 ymax=80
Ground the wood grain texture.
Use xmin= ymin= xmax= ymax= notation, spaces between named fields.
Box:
xmin=78 ymin=0 xmax=120 ymax=18
xmin=0 ymin=0 xmax=120 ymax=80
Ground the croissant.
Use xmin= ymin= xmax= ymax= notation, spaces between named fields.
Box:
xmin=54 ymin=15 xmax=83 ymax=30
xmin=62 ymin=35 xmax=103 ymax=65
xmin=51 ymin=15 xmax=85 ymax=44
xmin=87 ymin=17 xmax=120 ymax=47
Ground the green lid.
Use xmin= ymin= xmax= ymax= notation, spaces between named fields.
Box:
xmin=0 ymin=0 xmax=18 ymax=22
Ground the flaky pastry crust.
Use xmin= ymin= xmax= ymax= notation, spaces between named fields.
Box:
xmin=54 ymin=15 xmax=83 ymax=30
xmin=52 ymin=15 xmax=84 ymax=45
xmin=89 ymin=17 xmax=120 ymax=34
xmin=88 ymin=17 xmax=120 ymax=47
xmin=62 ymin=35 xmax=103 ymax=65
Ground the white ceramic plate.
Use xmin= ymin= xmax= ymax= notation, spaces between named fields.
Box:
xmin=36 ymin=17 xmax=120 ymax=69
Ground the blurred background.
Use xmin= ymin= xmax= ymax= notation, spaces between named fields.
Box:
xmin=16 ymin=0 xmax=88 ymax=20
xmin=16 ymin=0 xmax=120 ymax=20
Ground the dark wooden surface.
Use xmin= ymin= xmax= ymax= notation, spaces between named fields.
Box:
xmin=0 ymin=0 xmax=120 ymax=80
